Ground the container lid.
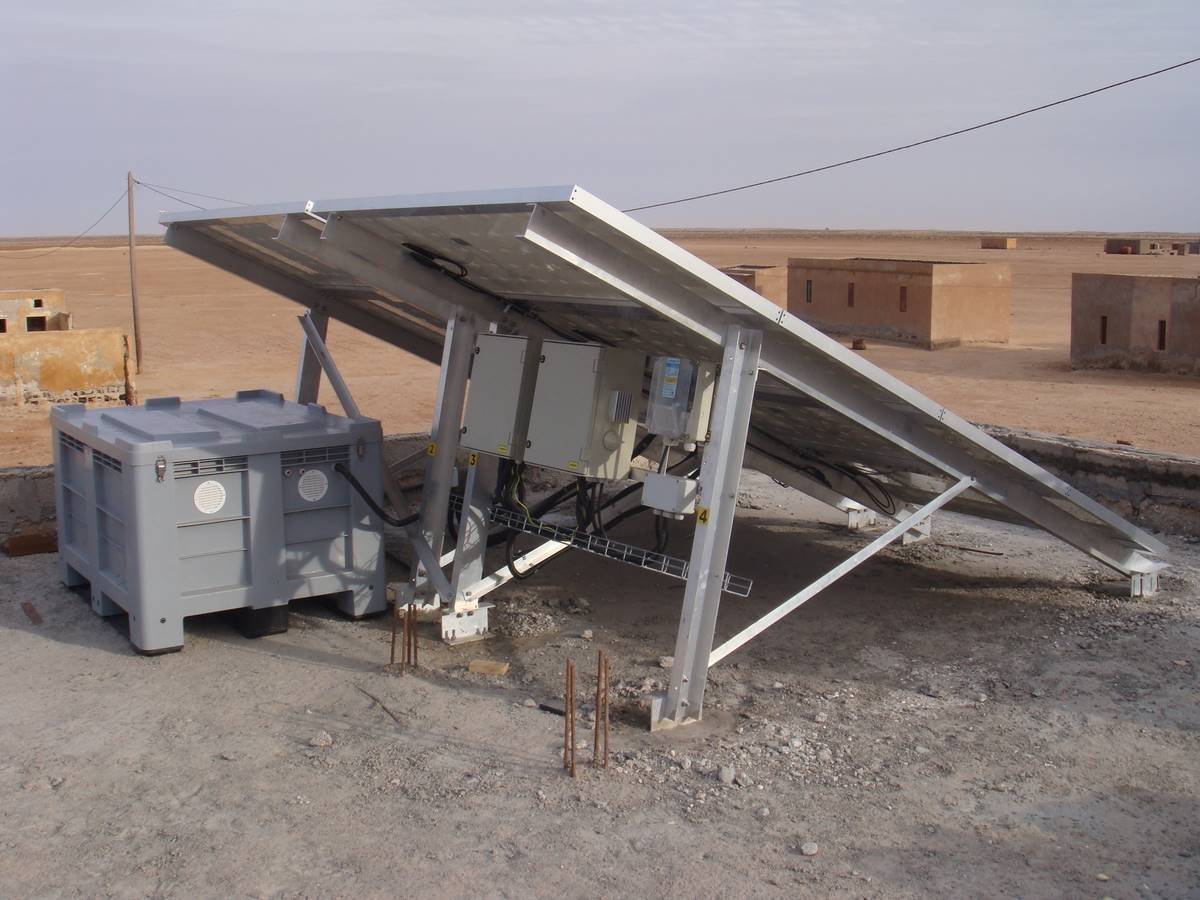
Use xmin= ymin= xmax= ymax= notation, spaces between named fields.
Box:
xmin=52 ymin=390 xmax=379 ymax=458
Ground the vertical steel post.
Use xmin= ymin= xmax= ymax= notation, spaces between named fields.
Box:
xmin=652 ymin=325 xmax=761 ymax=730
xmin=411 ymin=313 xmax=477 ymax=606
xmin=448 ymin=451 xmax=497 ymax=610
xmin=295 ymin=307 xmax=330 ymax=404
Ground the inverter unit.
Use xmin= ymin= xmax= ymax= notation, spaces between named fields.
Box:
xmin=523 ymin=341 xmax=645 ymax=480
xmin=51 ymin=390 xmax=386 ymax=654
xmin=460 ymin=333 xmax=540 ymax=461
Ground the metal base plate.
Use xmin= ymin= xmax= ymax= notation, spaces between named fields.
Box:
xmin=441 ymin=603 xmax=493 ymax=645
xmin=648 ymin=691 xmax=699 ymax=732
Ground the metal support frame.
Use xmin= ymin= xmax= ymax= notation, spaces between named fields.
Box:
xmin=707 ymin=476 xmax=975 ymax=667
xmin=295 ymin=308 xmax=329 ymax=404
xmin=410 ymin=314 xmax=478 ymax=615
xmin=525 ymin=202 xmax=1164 ymax=577
xmin=744 ymin=447 xmax=879 ymax=532
xmin=652 ymin=325 xmax=762 ymax=730
xmin=441 ymin=452 xmax=498 ymax=643
xmin=297 ymin=313 xmax=360 ymax=417
xmin=291 ymin=312 xmax=414 ymax=521
xmin=164 ymin=224 xmax=445 ymax=364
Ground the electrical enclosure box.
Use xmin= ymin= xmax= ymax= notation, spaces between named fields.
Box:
xmin=645 ymin=356 xmax=715 ymax=443
xmin=460 ymin=333 xmax=540 ymax=461
xmin=524 ymin=341 xmax=645 ymax=480
xmin=641 ymin=472 xmax=698 ymax=515
xmin=51 ymin=390 xmax=386 ymax=654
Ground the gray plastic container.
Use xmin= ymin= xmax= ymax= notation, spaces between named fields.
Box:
xmin=51 ymin=390 xmax=386 ymax=653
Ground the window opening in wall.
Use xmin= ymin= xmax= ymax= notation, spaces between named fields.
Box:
xmin=0 ymin=319 xmax=6 ymax=334
xmin=899 ymin=285 xmax=908 ymax=313
xmin=1158 ymin=320 xmax=1167 ymax=351
xmin=32 ymin=298 xmax=43 ymax=309
xmin=1099 ymin=315 xmax=1108 ymax=345
xmin=25 ymin=316 xmax=47 ymax=332
xmin=805 ymin=279 xmax=812 ymax=304
xmin=847 ymin=282 xmax=855 ymax=308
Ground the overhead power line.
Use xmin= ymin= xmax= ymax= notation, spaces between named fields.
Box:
xmin=134 ymin=180 xmax=250 ymax=207
xmin=135 ymin=181 xmax=207 ymax=210
xmin=0 ymin=188 xmax=129 ymax=259
xmin=624 ymin=54 xmax=1200 ymax=213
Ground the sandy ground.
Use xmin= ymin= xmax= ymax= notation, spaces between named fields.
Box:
xmin=0 ymin=232 xmax=1198 ymax=466
xmin=1 ymin=474 xmax=1198 ymax=897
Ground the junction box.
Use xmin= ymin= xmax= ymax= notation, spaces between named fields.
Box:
xmin=523 ymin=340 xmax=645 ymax=480
xmin=460 ymin=333 xmax=541 ymax=461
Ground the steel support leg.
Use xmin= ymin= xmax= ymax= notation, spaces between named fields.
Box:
xmin=651 ymin=325 xmax=761 ymax=730
xmin=442 ymin=452 xmax=497 ymax=643
xmin=410 ymin=313 xmax=477 ymax=606
xmin=708 ymin=477 xmax=975 ymax=666
xmin=297 ymin=312 xmax=360 ymax=417
xmin=295 ymin=307 xmax=329 ymax=404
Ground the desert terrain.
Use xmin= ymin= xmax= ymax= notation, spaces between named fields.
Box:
xmin=0 ymin=231 xmax=1198 ymax=466
xmin=2 ymin=476 xmax=1198 ymax=897
xmin=0 ymin=231 xmax=1198 ymax=897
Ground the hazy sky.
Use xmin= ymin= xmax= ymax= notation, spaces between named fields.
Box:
xmin=4 ymin=1 xmax=1198 ymax=236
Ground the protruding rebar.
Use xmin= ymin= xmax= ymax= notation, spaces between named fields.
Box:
xmin=389 ymin=599 xmax=400 ymax=667
xmin=593 ymin=650 xmax=610 ymax=769
xmin=563 ymin=659 xmax=577 ymax=777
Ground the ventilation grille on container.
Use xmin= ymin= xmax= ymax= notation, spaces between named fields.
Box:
xmin=174 ymin=456 xmax=249 ymax=479
xmin=60 ymin=433 xmax=85 ymax=453
xmin=93 ymin=449 xmax=123 ymax=473
xmin=281 ymin=446 xmax=350 ymax=468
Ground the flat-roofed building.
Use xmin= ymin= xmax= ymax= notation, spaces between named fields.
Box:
xmin=1071 ymin=273 xmax=1200 ymax=375
xmin=0 ymin=288 xmax=69 ymax=335
xmin=786 ymin=257 xmax=1011 ymax=349
xmin=980 ymin=236 xmax=1018 ymax=250
xmin=1104 ymin=238 xmax=1164 ymax=255
xmin=721 ymin=264 xmax=786 ymax=308
xmin=0 ymin=289 xmax=129 ymax=405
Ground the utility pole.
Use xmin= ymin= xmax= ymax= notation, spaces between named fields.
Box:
xmin=127 ymin=170 xmax=144 ymax=373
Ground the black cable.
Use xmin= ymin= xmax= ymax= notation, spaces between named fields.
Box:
xmin=747 ymin=428 xmax=897 ymax=515
xmin=334 ymin=463 xmax=420 ymax=528
xmin=135 ymin=180 xmax=250 ymax=207
xmin=624 ymin=55 xmax=1200 ymax=213
xmin=137 ymin=182 xmax=206 ymax=210
xmin=0 ymin=188 xmax=128 ymax=260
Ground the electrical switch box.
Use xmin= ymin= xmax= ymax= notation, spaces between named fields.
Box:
xmin=645 ymin=355 xmax=715 ymax=443
xmin=524 ymin=341 xmax=645 ymax=480
xmin=460 ymin=333 xmax=540 ymax=461
xmin=640 ymin=472 xmax=698 ymax=516
xmin=51 ymin=390 xmax=386 ymax=654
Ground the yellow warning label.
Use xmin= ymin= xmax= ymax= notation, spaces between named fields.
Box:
xmin=468 ymin=452 xmax=478 ymax=466
xmin=696 ymin=506 xmax=710 ymax=525
xmin=497 ymin=443 xmax=509 ymax=455
xmin=426 ymin=442 xmax=437 ymax=457
xmin=567 ymin=460 xmax=579 ymax=470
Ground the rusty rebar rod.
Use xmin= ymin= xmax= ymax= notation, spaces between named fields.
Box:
xmin=563 ymin=659 xmax=577 ymax=777
xmin=602 ymin=653 xmax=610 ymax=768
xmin=389 ymin=599 xmax=399 ymax=667
xmin=408 ymin=607 xmax=417 ymax=672
xmin=570 ymin=661 xmax=577 ymax=778
xmin=593 ymin=650 xmax=603 ymax=765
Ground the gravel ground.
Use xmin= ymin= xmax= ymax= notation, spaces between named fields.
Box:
xmin=1 ymin=472 xmax=1197 ymax=898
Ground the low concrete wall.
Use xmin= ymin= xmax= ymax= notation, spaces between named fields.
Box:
xmin=981 ymin=425 xmax=1200 ymax=537
xmin=0 ymin=465 xmax=57 ymax=556
xmin=0 ymin=328 xmax=130 ymax=406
